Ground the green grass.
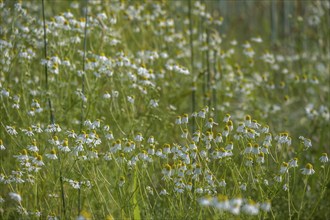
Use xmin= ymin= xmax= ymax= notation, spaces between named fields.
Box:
xmin=0 ymin=0 xmax=329 ymax=219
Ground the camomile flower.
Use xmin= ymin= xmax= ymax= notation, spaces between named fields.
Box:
xmin=0 ymin=139 xmax=5 ymax=150
xmin=9 ymin=192 xmax=22 ymax=203
xmin=222 ymin=126 xmax=230 ymax=137
xmin=242 ymin=199 xmax=259 ymax=215
xmin=149 ymin=99 xmax=159 ymax=108
xmin=245 ymin=157 xmax=253 ymax=167
xmin=215 ymin=194 xmax=230 ymax=211
xmin=280 ymin=162 xmax=289 ymax=174
xmin=214 ymin=133 xmax=223 ymax=143
xmin=181 ymin=129 xmax=189 ymax=139
xmin=175 ymin=116 xmax=182 ymax=125
xmin=289 ymin=158 xmax=298 ymax=168
xmin=206 ymin=118 xmax=217 ymax=129
xmin=219 ymin=179 xmax=226 ymax=187
xmin=319 ymin=153 xmax=328 ymax=163
xmin=134 ymin=133 xmax=143 ymax=142
xmin=243 ymin=143 xmax=253 ymax=154
xmin=127 ymin=96 xmax=135 ymax=104
xmin=182 ymin=114 xmax=189 ymax=124
xmin=45 ymin=149 xmax=58 ymax=160
xmin=283 ymin=184 xmax=288 ymax=191
xmin=301 ymin=163 xmax=315 ymax=175
xmin=260 ymin=200 xmax=271 ymax=212
xmin=223 ymin=113 xmax=231 ymax=122
xmin=257 ymin=152 xmax=265 ymax=164
xmin=33 ymin=155 xmax=45 ymax=166
xmin=252 ymin=144 xmax=259 ymax=154
xmin=198 ymin=109 xmax=206 ymax=118
xmin=159 ymin=189 xmax=169 ymax=196
xmin=27 ymin=140 xmax=39 ymax=152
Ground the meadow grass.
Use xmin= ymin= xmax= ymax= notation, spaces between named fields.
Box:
xmin=0 ymin=1 xmax=329 ymax=219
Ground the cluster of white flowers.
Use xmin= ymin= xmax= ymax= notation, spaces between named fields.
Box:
xmin=199 ymin=195 xmax=271 ymax=215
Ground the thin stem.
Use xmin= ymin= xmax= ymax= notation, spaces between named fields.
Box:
xmin=42 ymin=0 xmax=55 ymax=124
xmin=297 ymin=177 xmax=308 ymax=220
xmin=78 ymin=1 xmax=89 ymax=216
xmin=287 ymin=173 xmax=291 ymax=220
xmin=188 ymin=0 xmax=195 ymax=132
xmin=80 ymin=0 xmax=89 ymax=131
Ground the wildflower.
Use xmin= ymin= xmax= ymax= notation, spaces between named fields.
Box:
xmin=246 ymin=128 xmax=256 ymax=139
xmin=14 ymin=149 xmax=29 ymax=161
xmin=225 ymin=142 xmax=233 ymax=151
xmin=289 ymin=158 xmax=298 ymax=168
xmin=257 ymin=152 xmax=265 ymax=164
xmin=33 ymin=155 xmax=45 ymax=166
xmin=149 ymin=99 xmax=159 ymax=108
xmin=127 ymin=96 xmax=135 ymax=104
xmin=214 ymin=133 xmax=223 ymax=143
xmin=242 ymin=199 xmax=259 ymax=215
xmin=244 ymin=115 xmax=252 ymax=127
xmin=277 ymin=132 xmax=290 ymax=145
xmin=175 ymin=116 xmax=182 ymax=124
xmin=215 ymin=194 xmax=230 ymax=211
xmin=186 ymin=182 xmax=193 ymax=191
xmin=199 ymin=195 xmax=212 ymax=206
xmin=105 ymin=131 xmax=114 ymax=140
xmin=181 ymin=129 xmax=189 ymax=138
xmin=252 ymin=144 xmax=259 ymax=154
xmin=103 ymin=152 xmax=112 ymax=161
xmin=198 ymin=109 xmax=206 ymax=118
xmin=162 ymin=164 xmax=172 ymax=179
xmin=159 ymin=189 xmax=169 ymax=196
xmin=189 ymin=142 xmax=197 ymax=150
xmin=27 ymin=140 xmax=39 ymax=152
xmin=134 ymin=133 xmax=144 ymax=142
xmin=301 ymin=163 xmax=315 ymax=175
xmin=263 ymin=179 xmax=269 ymax=186
xmin=58 ymin=139 xmax=70 ymax=152
xmin=227 ymin=120 xmax=233 ymax=131
xmin=222 ymin=126 xmax=230 ymax=137
xmin=245 ymin=157 xmax=253 ymax=167
xmin=229 ymin=197 xmax=243 ymax=215
xmin=219 ymin=179 xmax=226 ymax=187
xmin=9 ymin=192 xmax=22 ymax=203
xmin=147 ymin=144 xmax=155 ymax=155
xmin=0 ymin=139 xmax=5 ymax=150
xmin=182 ymin=113 xmax=189 ymax=124
xmin=236 ymin=122 xmax=245 ymax=133
xmin=147 ymin=136 xmax=155 ymax=144
xmin=192 ymin=130 xmax=201 ymax=142
xmin=240 ymin=183 xmax=247 ymax=191
xmin=283 ymin=184 xmax=288 ymax=191
xmin=6 ymin=126 xmax=18 ymax=135
xmin=163 ymin=144 xmax=171 ymax=154
xmin=243 ymin=143 xmax=253 ymax=154
xmin=223 ymin=113 xmax=231 ymax=122
xmin=280 ymin=162 xmax=289 ymax=174
xmin=261 ymin=125 xmax=269 ymax=133
xmin=299 ymin=136 xmax=312 ymax=149
xmin=260 ymin=200 xmax=271 ymax=212
xmin=22 ymin=127 xmax=34 ymax=136
xmin=196 ymin=187 xmax=204 ymax=194
xmin=251 ymin=36 xmax=263 ymax=43
xmin=319 ymin=153 xmax=328 ymax=163
xmin=206 ymin=118 xmax=217 ymax=129
xmin=32 ymin=124 xmax=43 ymax=133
